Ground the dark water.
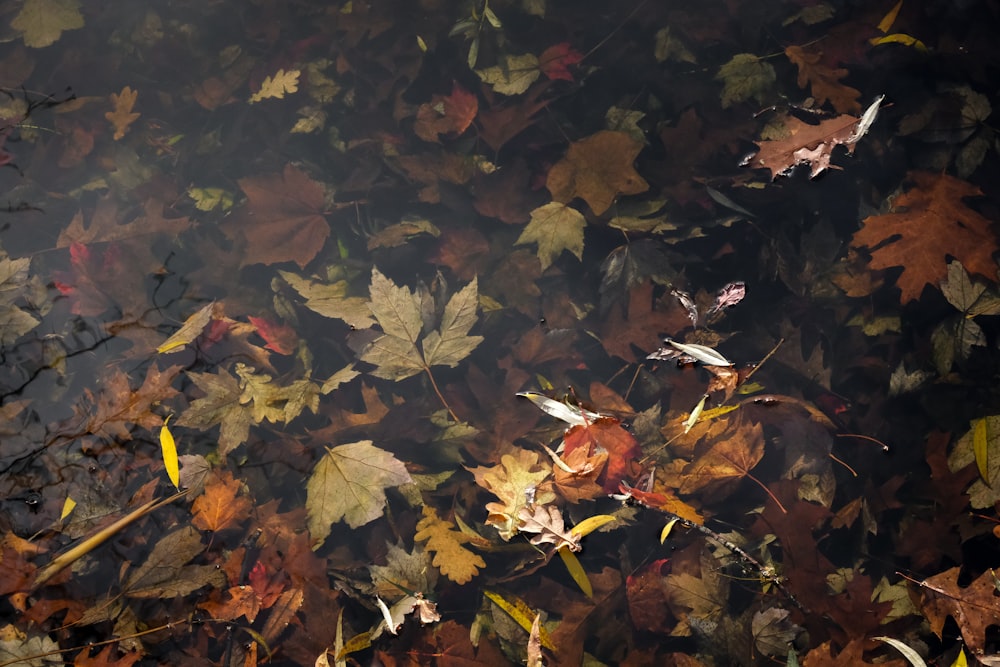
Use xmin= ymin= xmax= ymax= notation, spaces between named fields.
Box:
xmin=1 ymin=1 xmax=999 ymax=665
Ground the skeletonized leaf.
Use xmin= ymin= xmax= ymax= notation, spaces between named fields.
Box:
xmin=307 ymin=441 xmax=412 ymax=543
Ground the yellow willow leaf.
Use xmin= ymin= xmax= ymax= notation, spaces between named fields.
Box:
xmin=951 ymin=648 xmax=968 ymax=667
xmin=60 ymin=496 xmax=76 ymax=521
xmin=483 ymin=590 xmax=555 ymax=650
xmin=974 ymin=417 xmax=989 ymax=483
xmin=558 ymin=546 xmax=592 ymax=598
xmin=870 ymin=33 xmax=927 ymax=51
xmin=876 ymin=0 xmax=903 ymax=33
xmin=570 ymin=514 xmax=616 ymax=539
xmin=660 ymin=517 xmax=679 ymax=544
xmin=160 ymin=417 xmax=180 ymax=490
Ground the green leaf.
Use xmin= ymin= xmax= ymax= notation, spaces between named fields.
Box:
xmin=307 ymin=441 xmax=412 ymax=542
xmin=517 ymin=202 xmax=586 ymax=270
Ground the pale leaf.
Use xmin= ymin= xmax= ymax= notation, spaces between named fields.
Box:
xmin=517 ymin=202 xmax=585 ymax=270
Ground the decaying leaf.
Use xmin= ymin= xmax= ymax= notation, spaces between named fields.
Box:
xmin=191 ymin=469 xmax=253 ymax=533
xmin=468 ymin=449 xmax=555 ymax=540
xmin=715 ymin=53 xmax=776 ymax=108
xmin=105 ymin=86 xmax=140 ymax=140
xmin=279 ymin=270 xmax=375 ymax=330
xmin=516 ymin=201 xmax=586 ymax=271
xmin=546 ymin=130 xmax=649 ymax=215
xmin=785 ymin=45 xmax=861 ymax=114
xmin=916 ymin=567 xmax=1000 ymax=656
xmin=12 ymin=0 xmax=84 ymax=48
xmin=476 ymin=53 xmax=540 ymax=95
xmin=360 ymin=268 xmax=482 ymax=381
xmin=306 ymin=440 xmax=412 ymax=542
xmin=517 ymin=503 xmax=580 ymax=552
xmin=249 ymin=69 xmax=300 ymax=103
xmin=124 ymin=525 xmax=225 ymax=598
xmin=176 ymin=367 xmax=253 ymax=457
xmin=413 ymin=506 xmax=485 ymax=584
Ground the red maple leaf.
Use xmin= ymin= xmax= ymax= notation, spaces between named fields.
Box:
xmin=413 ymin=82 xmax=478 ymax=143
xmin=248 ymin=315 xmax=298 ymax=355
xmin=539 ymin=43 xmax=584 ymax=82
xmin=563 ymin=417 xmax=641 ymax=492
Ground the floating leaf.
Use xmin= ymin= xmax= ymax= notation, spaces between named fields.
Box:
xmin=546 ymin=130 xmax=649 ymax=216
xmin=12 ymin=0 xmax=83 ymax=48
xmin=191 ymin=469 xmax=253 ymax=533
xmin=249 ymin=69 xmax=301 ymax=103
xmin=306 ymin=441 xmax=412 ymax=542
xmin=476 ymin=53 xmax=540 ymax=95
xmin=715 ymin=53 xmax=776 ymax=108
xmin=160 ymin=417 xmax=179 ymax=490
xmin=105 ymin=86 xmax=140 ymax=140
xmin=468 ymin=449 xmax=555 ymax=540
xmin=280 ymin=270 xmax=375 ymax=330
xmin=516 ymin=202 xmax=586 ymax=270
xmin=413 ymin=506 xmax=485 ymax=584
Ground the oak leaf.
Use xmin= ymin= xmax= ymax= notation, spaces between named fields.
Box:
xmin=563 ymin=417 xmax=642 ymax=493
xmin=360 ymin=268 xmax=482 ymax=381
xmin=306 ymin=440 xmax=412 ymax=542
xmin=546 ymin=130 xmax=649 ymax=215
xmin=467 ymin=449 xmax=555 ymax=540
xmin=916 ymin=566 xmax=1000 ymax=656
xmin=234 ymin=363 xmax=319 ymax=425
xmin=413 ymin=506 xmax=485 ymax=584
xmin=785 ymin=45 xmax=861 ymax=114
xmin=249 ymin=69 xmax=300 ymax=103
xmin=72 ymin=644 xmax=142 ymax=667
xmin=12 ymin=0 xmax=83 ymax=48
xmin=105 ymin=86 xmax=140 ymax=140
xmin=748 ymin=111 xmax=871 ymax=180
xmin=223 ymin=164 xmax=330 ymax=268
xmin=84 ymin=364 xmax=182 ymax=442
xmin=851 ymin=171 xmax=998 ymax=303
xmin=197 ymin=586 xmax=261 ymax=624
xmin=191 ymin=469 xmax=253 ymax=533
xmin=516 ymin=504 xmax=580 ymax=552
xmin=516 ymin=202 xmax=586 ymax=270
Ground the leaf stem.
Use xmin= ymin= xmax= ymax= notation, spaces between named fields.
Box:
xmin=424 ymin=366 xmax=460 ymax=422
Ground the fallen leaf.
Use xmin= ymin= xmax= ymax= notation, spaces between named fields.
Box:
xmin=546 ymin=130 xmax=649 ymax=215
xmin=785 ymin=45 xmax=861 ymax=114
xmin=279 ymin=270 xmax=375 ymax=330
xmin=124 ymin=525 xmax=225 ymax=598
xmin=0 ymin=253 xmax=41 ymax=345
xmin=851 ymin=171 xmax=998 ymax=303
xmin=413 ymin=83 xmax=478 ymax=142
xmin=249 ymin=69 xmax=300 ymax=103
xmin=517 ymin=503 xmax=580 ymax=552
xmin=58 ymin=196 xmax=192 ymax=247
xmin=715 ymin=53 xmax=776 ymax=108
xmin=516 ymin=201 xmax=586 ymax=270
xmin=306 ymin=440 xmax=412 ymax=542
xmin=539 ymin=43 xmax=583 ymax=82
xmin=360 ymin=268 xmax=482 ymax=381
xmin=105 ymin=86 xmax=140 ymax=140
xmin=365 ymin=217 xmax=440 ymax=250
xmin=83 ymin=364 xmax=182 ymax=442
xmin=476 ymin=82 xmax=550 ymax=151
xmin=679 ymin=419 xmax=766 ymax=495
xmin=12 ymin=0 xmax=83 ymax=48
xmin=73 ymin=644 xmax=142 ymax=667
xmin=563 ymin=417 xmax=642 ymax=493
xmin=176 ymin=367 xmax=253 ymax=458
xmin=626 ymin=559 xmax=674 ymax=634
xmin=157 ymin=302 xmax=218 ymax=354
xmin=476 ymin=53 xmax=540 ymax=95
xmin=916 ymin=567 xmax=1000 ymax=657
xmin=413 ymin=506 xmax=486 ymax=584
xmin=223 ymin=164 xmax=331 ymax=268
xmin=468 ymin=449 xmax=555 ymax=540
xmin=247 ymin=315 xmax=298 ymax=355
xmin=191 ymin=469 xmax=253 ymax=533
xmin=235 ymin=363 xmax=319 ymax=425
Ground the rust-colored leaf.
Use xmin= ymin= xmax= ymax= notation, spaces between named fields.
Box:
xmin=191 ymin=469 xmax=253 ymax=533
xmin=785 ymin=45 xmax=861 ymax=114
xmin=413 ymin=82 xmax=478 ymax=143
xmin=547 ymin=130 xmax=649 ymax=215
xmin=563 ymin=417 xmax=642 ymax=493
xmin=105 ymin=86 xmax=140 ymax=140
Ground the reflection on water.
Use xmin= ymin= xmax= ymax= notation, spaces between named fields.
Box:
xmin=1 ymin=0 xmax=999 ymax=664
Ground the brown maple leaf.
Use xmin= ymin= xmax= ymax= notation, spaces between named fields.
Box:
xmin=476 ymin=82 xmax=551 ymax=152
xmin=547 ymin=130 xmax=649 ymax=215
xmin=84 ymin=364 xmax=182 ymax=441
xmin=413 ymin=82 xmax=478 ymax=143
xmin=600 ymin=280 xmax=691 ymax=362
xmin=191 ymin=469 xmax=253 ymax=533
xmin=58 ymin=196 xmax=191 ymax=247
xmin=851 ymin=171 xmax=998 ymax=303
xmin=105 ymin=86 xmax=140 ymax=140
xmin=785 ymin=45 xmax=861 ymax=114
xmin=222 ymin=164 xmax=331 ymax=268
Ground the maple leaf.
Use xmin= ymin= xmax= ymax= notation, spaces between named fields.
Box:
xmin=58 ymin=196 xmax=192 ymax=247
xmin=176 ymin=367 xmax=253 ymax=457
xmin=306 ymin=440 xmax=412 ymax=542
xmin=468 ymin=449 xmax=555 ymax=540
xmin=0 ymin=253 xmax=41 ymax=345
xmin=222 ymin=164 xmax=331 ymax=268
xmin=413 ymin=506 xmax=486 ymax=584
xmin=197 ymin=586 xmax=261 ymax=624
xmin=852 ymin=171 xmax=998 ymax=303
xmin=12 ymin=0 xmax=83 ymax=48
xmin=413 ymin=82 xmax=478 ymax=143
xmin=563 ymin=417 xmax=642 ymax=493
xmin=249 ymin=69 xmax=300 ymax=103
xmin=191 ymin=469 xmax=253 ymax=533
xmin=123 ymin=525 xmax=226 ymax=598
xmin=916 ymin=566 xmax=1000 ymax=656
xmin=715 ymin=53 xmax=776 ymax=108
xmin=247 ymin=315 xmax=298 ymax=355
xmin=539 ymin=43 xmax=583 ymax=82
xmin=279 ymin=270 xmax=374 ymax=330
xmin=476 ymin=82 xmax=551 ymax=151
xmin=600 ymin=280 xmax=691 ymax=362
xmin=546 ymin=130 xmax=649 ymax=216
xmin=360 ymin=268 xmax=482 ymax=380
xmin=105 ymin=86 xmax=140 ymax=141
xmin=785 ymin=45 xmax=861 ymax=114
xmin=679 ymin=419 xmax=766 ymax=496
xmin=235 ymin=363 xmax=319 ymax=425
xmin=83 ymin=364 xmax=181 ymax=441
xmin=553 ymin=445 xmax=608 ymax=503
xmin=476 ymin=53 xmax=541 ymax=95
xmin=626 ymin=559 xmax=674 ymax=634
xmin=516 ymin=202 xmax=586 ymax=270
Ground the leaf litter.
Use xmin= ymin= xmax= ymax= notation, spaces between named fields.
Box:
xmin=0 ymin=1 xmax=999 ymax=665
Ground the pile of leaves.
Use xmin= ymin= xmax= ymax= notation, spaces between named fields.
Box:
xmin=1 ymin=0 xmax=1000 ymax=665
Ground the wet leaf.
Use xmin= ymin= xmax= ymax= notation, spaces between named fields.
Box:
xmin=159 ymin=418 xmax=179 ymax=490
xmin=517 ymin=503 xmax=580 ymax=552
xmin=785 ymin=45 xmax=861 ymax=113
xmin=105 ymin=86 xmax=140 ymax=140
xmin=539 ymin=43 xmax=583 ymax=82
xmin=306 ymin=440 xmax=412 ymax=541
xmin=414 ymin=506 xmax=485 ymax=585
xmin=917 ymin=567 xmax=1000 ymax=656
xmin=0 ymin=624 xmax=60 ymax=666
xmin=249 ymin=69 xmax=300 ymax=103
xmin=940 ymin=260 xmax=1000 ymax=317
xmin=852 ymin=171 xmax=998 ymax=303
xmin=468 ymin=449 xmax=555 ymax=540
xmin=280 ymin=270 xmax=375 ymax=330
xmin=58 ymin=196 xmax=192 ymax=247
xmin=12 ymin=0 xmax=83 ymax=48
xmin=546 ymin=130 xmax=649 ymax=216
xmin=715 ymin=53 xmax=776 ymax=108
xmin=516 ymin=201 xmax=586 ymax=270
xmin=84 ymin=364 xmax=182 ymax=442
xmin=679 ymin=419 xmax=766 ymax=495
xmin=157 ymin=302 xmax=217 ymax=354
xmin=413 ymin=83 xmax=478 ymax=142
xmin=477 ymin=53 xmax=540 ymax=95
xmin=0 ymin=254 xmax=41 ymax=345
xmin=563 ymin=417 xmax=642 ymax=493
xmin=247 ymin=315 xmax=298 ymax=355
xmin=191 ymin=469 xmax=253 ymax=533
xmin=176 ymin=367 xmax=253 ymax=457
xmin=124 ymin=525 xmax=225 ymax=598
xmin=360 ymin=268 xmax=482 ymax=380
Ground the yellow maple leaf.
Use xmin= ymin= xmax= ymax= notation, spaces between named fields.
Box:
xmin=249 ymin=69 xmax=301 ymax=104
xmin=105 ymin=86 xmax=140 ymax=141
xmin=413 ymin=506 xmax=486 ymax=584
xmin=517 ymin=202 xmax=586 ymax=270
xmin=12 ymin=0 xmax=84 ymax=49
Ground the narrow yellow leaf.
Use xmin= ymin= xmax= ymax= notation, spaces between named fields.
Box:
xmin=659 ymin=517 xmax=679 ymax=544
xmin=876 ymin=0 xmax=903 ymax=33
xmin=335 ymin=631 xmax=372 ymax=662
xmin=570 ymin=514 xmax=616 ymax=539
xmin=60 ymin=496 xmax=76 ymax=521
xmin=558 ymin=546 xmax=593 ymax=598
xmin=973 ymin=417 xmax=989 ymax=484
xmin=951 ymin=648 xmax=968 ymax=667
xmin=869 ymin=33 xmax=927 ymax=51
xmin=483 ymin=590 xmax=555 ymax=650
xmin=160 ymin=417 xmax=180 ymax=490
xmin=416 ymin=35 xmax=427 ymax=52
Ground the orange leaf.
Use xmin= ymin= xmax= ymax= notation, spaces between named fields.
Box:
xmin=784 ymin=45 xmax=861 ymax=114
xmin=546 ymin=130 xmax=649 ymax=215
xmin=851 ymin=171 xmax=998 ymax=303
xmin=679 ymin=419 xmax=765 ymax=495
xmin=563 ymin=417 xmax=642 ymax=492
xmin=413 ymin=82 xmax=478 ymax=142
xmin=191 ymin=469 xmax=253 ymax=532
xmin=105 ymin=86 xmax=140 ymax=140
